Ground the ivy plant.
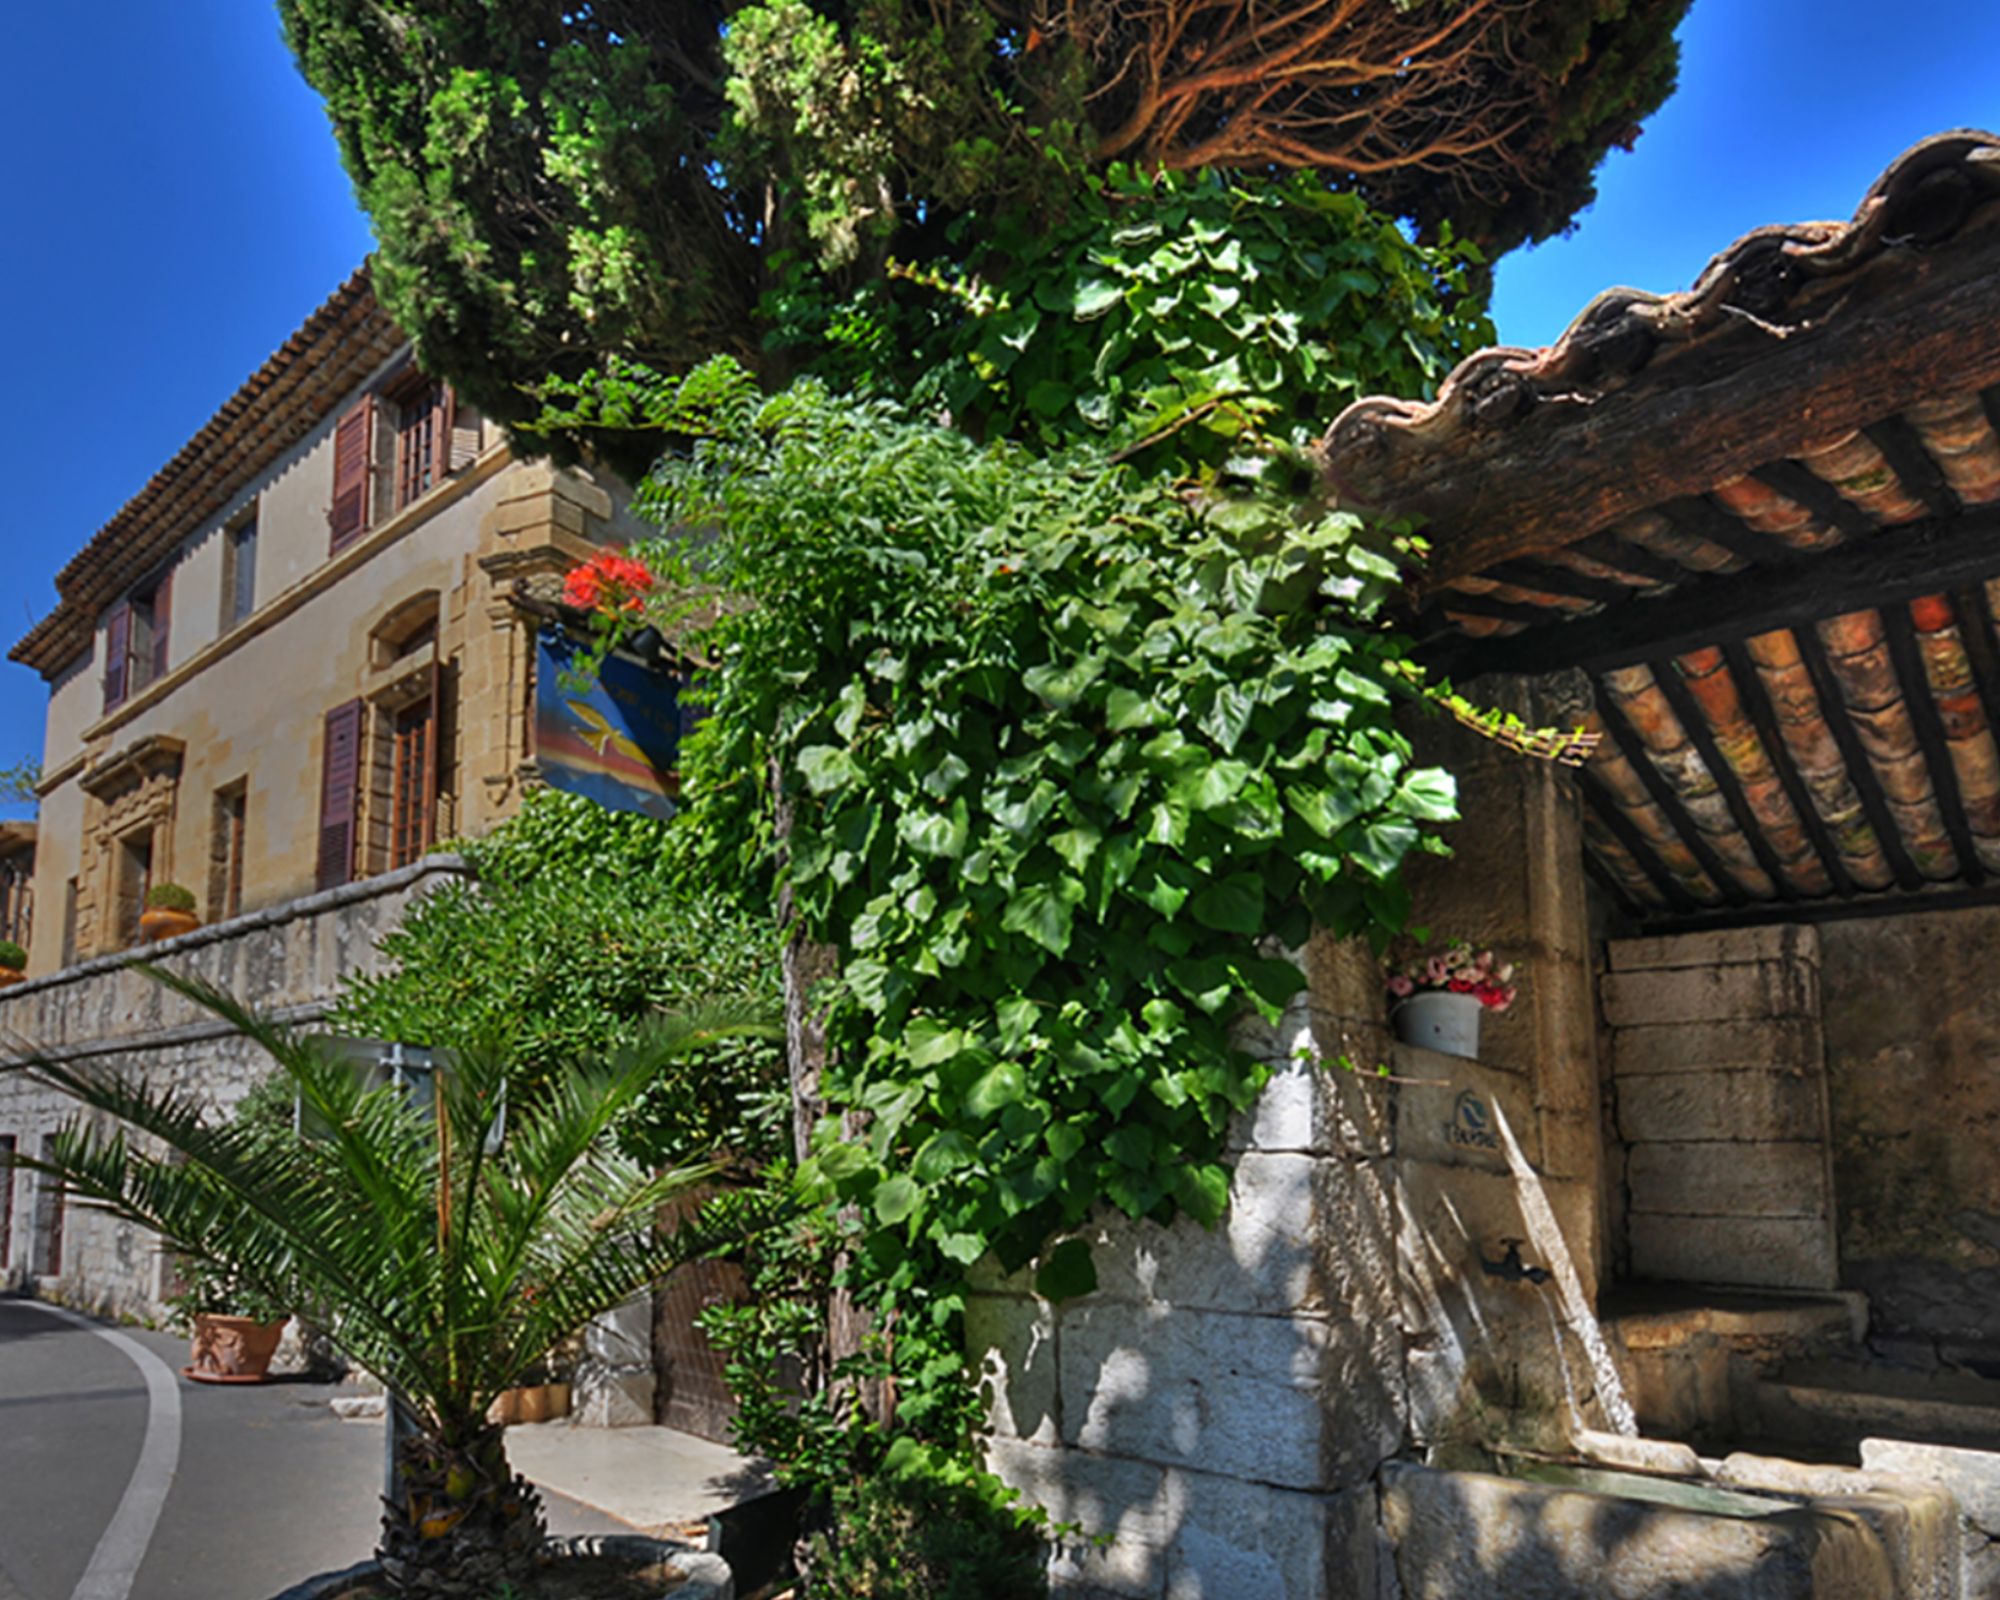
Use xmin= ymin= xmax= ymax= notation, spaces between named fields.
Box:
xmin=623 ymin=363 xmax=1455 ymax=1328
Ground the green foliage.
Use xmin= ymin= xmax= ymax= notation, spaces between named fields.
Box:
xmin=0 ymin=940 xmax=24 ymax=971
xmin=144 ymin=883 xmax=197 ymax=914
xmin=927 ymin=167 xmax=1493 ymax=483
xmin=0 ymin=757 xmax=39 ymax=809
xmin=4 ymin=967 xmax=782 ymax=1587
xmin=805 ymin=1444 xmax=1052 ymax=1600
xmin=279 ymin=0 xmax=1684 ymax=461
xmin=604 ymin=364 xmax=1455 ymax=1466
xmin=333 ymin=790 xmax=786 ymax=1168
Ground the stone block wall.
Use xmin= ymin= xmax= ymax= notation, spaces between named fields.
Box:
xmin=0 ymin=856 xmax=470 ymax=1321
xmin=1603 ymin=926 xmax=1838 ymax=1291
xmin=974 ymin=936 xmax=1405 ymax=1600
xmin=1819 ymin=904 xmax=2000 ymax=1363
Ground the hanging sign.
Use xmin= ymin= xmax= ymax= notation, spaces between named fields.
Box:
xmin=534 ymin=627 xmax=692 ymax=820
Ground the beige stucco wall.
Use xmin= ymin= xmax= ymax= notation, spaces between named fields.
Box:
xmin=26 ymin=372 xmax=618 ymax=976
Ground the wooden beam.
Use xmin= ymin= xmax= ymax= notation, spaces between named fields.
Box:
xmin=1719 ymin=640 xmax=1855 ymax=897
xmin=1879 ymin=602 xmax=1986 ymax=886
xmin=1864 ymin=416 xmax=1963 ymax=520
xmin=1430 ymin=502 xmax=2000 ymax=679
xmin=1323 ymin=205 xmax=2000 ymax=583
xmin=1431 ymin=591 xmax=1566 ymax=628
xmin=1638 ymin=878 xmax=2000 ymax=937
xmin=1750 ymin=460 xmax=1880 ymax=540
xmin=1577 ymin=771 xmax=1700 ymax=914
xmin=1562 ymin=533 xmax=1690 ymax=588
xmin=1655 ymin=496 xmax=1796 ymax=570
xmin=1593 ymin=688 xmax=1754 ymax=905
xmin=1581 ymin=843 xmax=1648 ymax=922
xmin=1948 ymin=585 xmax=2000 ymax=745
xmin=1647 ymin=658 xmax=1804 ymax=899
xmin=1793 ymin=622 xmax=1926 ymax=891
xmin=1482 ymin=559 xmax=1633 ymax=606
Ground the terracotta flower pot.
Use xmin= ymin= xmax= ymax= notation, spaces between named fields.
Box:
xmin=487 ymin=1381 xmax=572 ymax=1426
xmin=0 ymin=968 xmax=24 ymax=988
xmin=139 ymin=908 xmax=201 ymax=943
xmin=185 ymin=1312 xmax=289 ymax=1383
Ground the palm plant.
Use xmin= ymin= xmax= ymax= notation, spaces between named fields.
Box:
xmin=1 ymin=967 xmax=781 ymax=1598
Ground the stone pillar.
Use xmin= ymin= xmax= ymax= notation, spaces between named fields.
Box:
xmin=972 ymin=948 xmax=1407 ymax=1600
xmin=1397 ymin=672 xmax=1607 ymax=1296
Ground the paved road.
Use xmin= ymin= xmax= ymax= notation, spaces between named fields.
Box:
xmin=0 ymin=1298 xmax=625 ymax=1600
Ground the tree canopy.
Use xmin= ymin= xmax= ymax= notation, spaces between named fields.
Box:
xmin=281 ymin=0 xmax=1689 ymax=448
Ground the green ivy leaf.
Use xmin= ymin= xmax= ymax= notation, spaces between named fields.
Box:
xmin=1189 ymin=873 xmax=1264 ymax=934
xmin=874 ymin=1174 xmax=921 ymax=1225
xmin=1001 ymin=877 xmax=1085 ymax=955
xmin=1033 ymin=1238 xmax=1098 ymax=1301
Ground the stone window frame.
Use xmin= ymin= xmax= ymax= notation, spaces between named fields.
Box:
xmin=78 ymin=736 xmax=186 ymax=957
xmin=357 ymin=593 xmax=455 ymax=878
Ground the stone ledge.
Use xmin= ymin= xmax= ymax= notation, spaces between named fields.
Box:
xmin=0 ymin=853 xmax=471 ymax=1006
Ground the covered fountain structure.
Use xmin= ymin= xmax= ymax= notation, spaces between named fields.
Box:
xmin=973 ymin=130 xmax=2000 ymax=1598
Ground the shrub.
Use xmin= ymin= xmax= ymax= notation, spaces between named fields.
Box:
xmin=0 ymin=940 xmax=25 ymax=970
xmin=145 ymin=883 xmax=197 ymax=914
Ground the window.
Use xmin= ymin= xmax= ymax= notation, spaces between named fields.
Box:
xmin=101 ymin=566 xmax=174 ymax=714
xmin=0 ymin=851 xmax=31 ymax=950
xmin=222 ymin=511 xmax=258 ymax=628
xmin=60 ymin=879 xmax=77 ymax=968
xmin=389 ymin=697 xmax=437 ymax=869
xmin=0 ymin=1135 xmax=15 ymax=1270
xmin=210 ymin=781 xmax=248 ymax=920
xmin=391 ymin=374 xmax=450 ymax=511
xmin=115 ymin=830 xmax=153 ymax=946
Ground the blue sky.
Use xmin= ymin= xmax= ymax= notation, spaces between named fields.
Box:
xmin=1 ymin=2 xmax=1996 ymax=821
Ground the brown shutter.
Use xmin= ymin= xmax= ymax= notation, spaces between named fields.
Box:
xmin=151 ymin=566 xmax=173 ymax=681
xmin=445 ymin=387 xmax=481 ymax=473
xmin=103 ymin=602 xmax=132 ymax=713
xmin=330 ymin=398 xmax=375 ymax=552
xmin=317 ymin=700 xmax=365 ymax=890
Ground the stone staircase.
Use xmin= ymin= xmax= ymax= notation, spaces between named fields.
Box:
xmin=1750 ymin=1357 xmax=2000 ymax=1457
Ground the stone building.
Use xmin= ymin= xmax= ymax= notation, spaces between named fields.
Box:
xmin=0 ymin=271 xmax=641 ymax=1310
xmin=975 ymin=129 xmax=2000 ymax=1597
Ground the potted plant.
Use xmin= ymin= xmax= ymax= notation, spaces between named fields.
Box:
xmin=139 ymin=883 xmax=200 ymax=942
xmin=0 ymin=939 xmax=26 ymax=986
xmin=5 ymin=968 xmax=773 ymax=1596
xmin=167 ymin=1256 xmax=293 ymax=1384
xmin=1387 ymin=944 xmax=1518 ymax=1059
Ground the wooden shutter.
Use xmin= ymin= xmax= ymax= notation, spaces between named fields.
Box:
xmin=317 ymin=700 xmax=365 ymax=890
xmin=103 ymin=602 xmax=132 ymax=713
xmin=150 ymin=566 xmax=173 ymax=682
xmin=330 ymin=399 xmax=375 ymax=552
xmin=445 ymin=387 xmax=482 ymax=472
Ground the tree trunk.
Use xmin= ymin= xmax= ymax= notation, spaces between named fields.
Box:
xmin=376 ymin=1423 xmax=546 ymax=1598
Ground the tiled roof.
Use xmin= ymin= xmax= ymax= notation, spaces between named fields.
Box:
xmin=11 ymin=269 xmax=404 ymax=678
xmin=1321 ymin=129 xmax=2000 ymax=924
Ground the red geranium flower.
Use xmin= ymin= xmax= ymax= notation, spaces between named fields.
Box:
xmin=562 ymin=552 xmax=656 ymax=615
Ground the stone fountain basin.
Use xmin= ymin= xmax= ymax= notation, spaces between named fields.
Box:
xmin=1381 ymin=1454 xmax=1953 ymax=1600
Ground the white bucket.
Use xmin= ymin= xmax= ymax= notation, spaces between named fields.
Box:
xmin=1394 ymin=990 xmax=1483 ymax=1059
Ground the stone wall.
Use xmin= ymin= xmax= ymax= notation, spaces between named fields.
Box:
xmin=1820 ymin=905 xmax=2000 ymax=1363
xmin=1602 ymin=926 xmax=1837 ymax=1291
xmin=0 ymin=856 xmax=470 ymax=1321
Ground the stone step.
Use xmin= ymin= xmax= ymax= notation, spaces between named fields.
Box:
xmin=1754 ymin=1358 xmax=2000 ymax=1454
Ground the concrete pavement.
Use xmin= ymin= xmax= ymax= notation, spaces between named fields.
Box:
xmin=0 ymin=1297 xmax=765 ymax=1600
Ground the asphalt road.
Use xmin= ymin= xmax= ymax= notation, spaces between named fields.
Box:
xmin=0 ymin=1298 xmax=625 ymax=1600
